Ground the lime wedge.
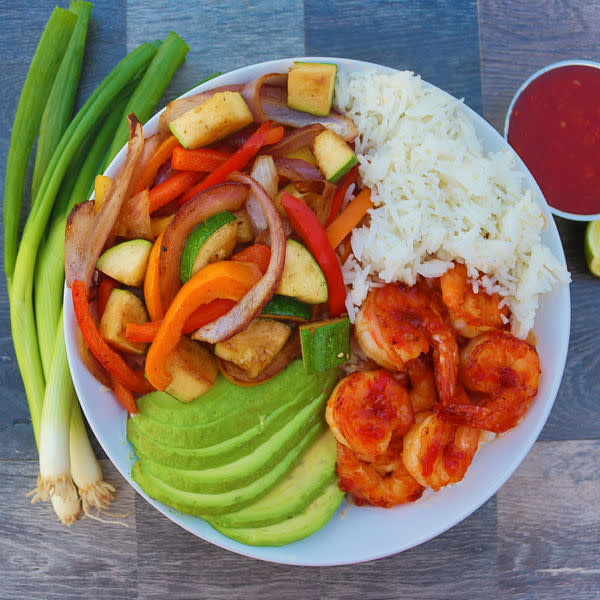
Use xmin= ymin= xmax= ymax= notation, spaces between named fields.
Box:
xmin=585 ymin=220 xmax=600 ymax=277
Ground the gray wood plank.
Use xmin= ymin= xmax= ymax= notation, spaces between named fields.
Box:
xmin=497 ymin=440 xmax=600 ymax=599
xmin=319 ymin=498 xmax=497 ymax=600
xmin=134 ymin=495 xmax=321 ymax=600
xmin=305 ymin=0 xmax=482 ymax=114
xmin=125 ymin=0 xmax=306 ymax=115
xmin=0 ymin=459 xmax=137 ymax=600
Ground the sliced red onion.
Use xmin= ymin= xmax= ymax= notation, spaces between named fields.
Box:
xmin=112 ymin=189 xmax=153 ymax=241
xmin=65 ymin=115 xmax=144 ymax=290
xmin=265 ymin=123 xmax=325 ymax=157
xmin=260 ymin=86 xmax=359 ymax=141
xmin=241 ymin=73 xmax=289 ymax=123
xmin=158 ymin=182 xmax=250 ymax=310
xmin=273 ymin=157 xmax=322 ymax=181
xmin=192 ymin=172 xmax=286 ymax=344
xmin=153 ymin=158 xmax=174 ymax=187
xmin=245 ymin=155 xmax=278 ymax=235
xmin=128 ymin=132 xmax=162 ymax=194
xmin=157 ymin=84 xmax=244 ymax=135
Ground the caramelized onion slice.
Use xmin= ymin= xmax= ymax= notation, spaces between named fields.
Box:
xmin=65 ymin=114 xmax=144 ymax=291
xmin=245 ymin=155 xmax=278 ymax=235
xmin=191 ymin=172 xmax=286 ymax=344
xmin=273 ymin=157 xmax=322 ymax=181
xmin=158 ymin=182 xmax=250 ymax=310
xmin=241 ymin=73 xmax=289 ymax=123
xmin=265 ymin=123 xmax=325 ymax=157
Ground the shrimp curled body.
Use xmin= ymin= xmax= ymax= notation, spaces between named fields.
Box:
xmin=402 ymin=412 xmax=480 ymax=491
xmin=436 ymin=330 xmax=541 ymax=433
xmin=355 ymin=283 xmax=459 ymax=405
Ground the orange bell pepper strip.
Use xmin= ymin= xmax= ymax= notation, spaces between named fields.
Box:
xmin=134 ymin=135 xmax=181 ymax=195
xmin=263 ymin=125 xmax=284 ymax=146
xmin=171 ymin=147 xmax=231 ymax=172
xmin=326 ymin=165 xmax=359 ymax=226
xmin=178 ymin=121 xmax=274 ymax=205
xmin=232 ymin=243 xmax=271 ymax=275
xmin=71 ymin=280 xmax=154 ymax=394
xmin=326 ymin=188 xmax=373 ymax=249
xmin=145 ymin=261 xmax=262 ymax=390
xmin=125 ymin=298 xmax=236 ymax=343
xmin=110 ymin=375 xmax=138 ymax=414
xmin=149 ymin=170 xmax=202 ymax=213
xmin=144 ymin=231 xmax=165 ymax=321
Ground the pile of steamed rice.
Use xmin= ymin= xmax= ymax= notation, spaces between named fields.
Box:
xmin=334 ymin=70 xmax=570 ymax=339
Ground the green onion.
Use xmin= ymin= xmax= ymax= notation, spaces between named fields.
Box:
xmin=104 ymin=31 xmax=189 ymax=166
xmin=10 ymin=42 xmax=157 ymax=446
xmin=3 ymin=6 xmax=77 ymax=285
xmin=31 ymin=1 xmax=92 ymax=202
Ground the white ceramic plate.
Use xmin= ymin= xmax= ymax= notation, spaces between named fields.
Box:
xmin=64 ymin=57 xmax=571 ymax=566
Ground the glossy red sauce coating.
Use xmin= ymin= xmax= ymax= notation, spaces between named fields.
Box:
xmin=507 ymin=64 xmax=600 ymax=215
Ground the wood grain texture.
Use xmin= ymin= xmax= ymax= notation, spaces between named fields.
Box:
xmin=497 ymin=440 xmax=600 ymax=599
xmin=0 ymin=459 xmax=137 ymax=600
xmin=305 ymin=0 xmax=482 ymax=114
xmin=125 ymin=0 xmax=305 ymax=115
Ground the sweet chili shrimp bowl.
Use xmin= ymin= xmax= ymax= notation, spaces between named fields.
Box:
xmin=64 ymin=57 xmax=571 ymax=566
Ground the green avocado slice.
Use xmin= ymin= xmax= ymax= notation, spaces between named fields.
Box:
xmin=131 ymin=363 xmax=338 ymax=449
xmin=131 ymin=422 xmax=325 ymax=516
xmin=127 ymin=384 xmax=311 ymax=470
xmin=136 ymin=392 xmax=325 ymax=493
xmin=210 ymin=429 xmax=338 ymax=528
xmin=211 ymin=479 xmax=344 ymax=546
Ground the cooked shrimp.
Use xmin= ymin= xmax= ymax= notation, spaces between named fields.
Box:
xmin=336 ymin=441 xmax=424 ymax=508
xmin=355 ymin=283 xmax=459 ymax=404
xmin=406 ymin=354 xmax=437 ymax=413
xmin=440 ymin=262 xmax=510 ymax=338
xmin=436 ymin=330 xmax=541 ymax=433
xmin=326 ymin=369 xmax=414 ymax=460
xmin=402 ymin=412 xmax=480 ymax=491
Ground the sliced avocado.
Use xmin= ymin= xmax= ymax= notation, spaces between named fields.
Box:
xmin=214 ymin=318 xmax=292 ymax=379
xmin=299 ymin=317 xmax=351 ymax=373
xmin=276 ymin=239 xmax=328 ymax=304
xmin=131 ymin=421 xmax=324 ymax=516
xmin=180 ymin=211 xmax=238 ymax=283
xmin=211 ymin=478 xmax=344 ymax=546
xmin=137 ymin=392 xmax=325 ymax=493
xmin=311 ymin=129 xmax=358 ymax=183
xmin=133 ymin=361 xmax=338 ymax=448
xmin=287 ymin=62 xmax=337 ymax=117
xmin=169 ymin=91 xmax=254 ymax=149
xmin=262 ymin=294 xmax=312 ymax=322
xmin=210 ymin=429 xmax=337 ymax=528
xmin=99 ymin=289 xmax=149 ymax=355
xmin=127 ymin=381 xmax=312 ymax=470
xmin=96 ymin=239 xmax=153 ymax=287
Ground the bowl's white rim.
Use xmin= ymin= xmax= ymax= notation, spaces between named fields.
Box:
xmin=503 ymin=58 xmax=600 ymax=221
xmin=64 ymin=56 xmax=571 ymax=566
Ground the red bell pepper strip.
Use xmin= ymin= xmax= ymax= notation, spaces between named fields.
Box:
xmin=178 ymin=121 xmax=274 ymax=205
xmin=110 ymin=375 xmax=138 ymax=414
xmin=149 ymin=170 xmax=202 ymax=213
xmin=326 ymin=165 xmax=359 ymax=226
xmin=171 ymin=147 xmax=231 ymax=172
xmin=125 ymin=298 xmax=236 ymax=343
xmin=281 ymin=192 xmax=347 ymax=316
xmin=71 ymin=280 xmax=154 ymax=394
xmin=97 ymin=277 xmax=118 ymax=319
xmin=232 ymin=243 xmax=271 ymax=275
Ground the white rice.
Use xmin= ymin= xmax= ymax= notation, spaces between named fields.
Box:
xmin=334 ymin=70 xmax=570 ymax=338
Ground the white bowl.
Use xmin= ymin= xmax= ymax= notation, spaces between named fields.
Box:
xmin=504 ymin=59 xmax=600 ymax=221
xmin=64 ymin=57 xmax=570 ymax=566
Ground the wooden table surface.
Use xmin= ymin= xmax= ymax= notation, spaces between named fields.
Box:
xmin=1 ymin=1 xmax=599 ymax=598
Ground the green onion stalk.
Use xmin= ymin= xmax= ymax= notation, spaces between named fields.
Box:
xmin=32 ymin=33 xmax=189 ymax=521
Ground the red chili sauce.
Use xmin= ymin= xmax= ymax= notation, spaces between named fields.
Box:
xmin=507 ymin=64 xmax=600 ymax=216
